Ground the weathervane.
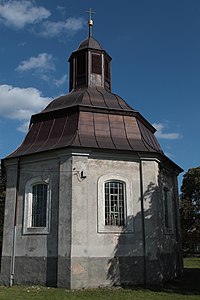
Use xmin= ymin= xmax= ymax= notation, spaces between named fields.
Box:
xmin=86 ymin=8 xmax=95 ymax=37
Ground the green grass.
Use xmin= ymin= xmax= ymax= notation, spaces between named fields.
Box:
xmin=0 ymin=258 xmax=200 ymax=300
xmin=1 ymin=286 xmax=199 ymax=300
xmin=184 ymin=257 xmax=200 ymax=269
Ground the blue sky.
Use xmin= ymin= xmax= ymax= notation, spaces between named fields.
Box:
xmin=0 ymin=0 xmax=200 ymax=187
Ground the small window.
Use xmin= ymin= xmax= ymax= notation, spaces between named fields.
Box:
xmin=164 ymin=187 xmax=169 ymax=228
xmin=23 ymin=177 xmax=51 ymax=235
xmin=105 ymin=181 xmax=125 ymax=226
xmin=92 ymin=54 xmax=102 ymax=75
xmin=77 ymin=53 xmax=86 ymax=76
xmin=163 ymin=187 xmax=173 ymax=231
xmin=76 ymin=53 xmax=86 ymax=87
xmin=69 ymin=61 xmax=73 ymax=91
xmin=104 ymin=58 xmax=110 ymax=80
xmin=104 ymin=57 xmax=111 ymax=89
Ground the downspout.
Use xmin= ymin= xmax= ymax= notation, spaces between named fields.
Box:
xmin=138 ymin=154 xmax=147 ymax=285
xmin=10 ymin=158 xmax=20 ymax=286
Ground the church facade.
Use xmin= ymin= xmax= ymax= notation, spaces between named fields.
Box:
xmin=0 ymin=19 xmax=183 ymax=289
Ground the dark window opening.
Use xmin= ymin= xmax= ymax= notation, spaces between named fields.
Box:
xmin=77 ymin=53 xmax=86 ymax=76
xmin=92 ymin=54 xmax=102 ymax=75
xmin=76 ymin=53 xmax=86 ymax=86
xmin=69 ymin=61 xmax=73 ymax=91
xmin=164 ymin=187 xmax=170 ymax=229
xmin=104 ymin=58 xmax=110 ymax=80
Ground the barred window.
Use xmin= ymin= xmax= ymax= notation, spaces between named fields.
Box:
xmin=32 ymin=184 xmax=47 ymax=227
xmin=105 ymin=181 xmax=125 ymax=226
xmin=98 ymin=174 xmax=133 ymax=233
xmin=23 ymin=177 xmax=51 ymax=235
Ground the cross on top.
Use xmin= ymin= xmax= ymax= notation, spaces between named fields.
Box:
xmin=86 ymin=8 xmax=95 ymax=37
xmin=86 ymin=8 xmax=95 ymax=21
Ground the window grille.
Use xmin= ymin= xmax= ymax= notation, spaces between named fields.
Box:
xmin=32 ymin=184 xmax=47 ymax=227
xmin=105 ymin=181 xmax=125 ymax=226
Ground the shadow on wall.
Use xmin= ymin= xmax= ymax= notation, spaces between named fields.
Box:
xmin=107 ymin=178 xmax=182 ymax=287
xmin=0 ymin=165 xmax=6 ymax=272
xmin=0 ymin=199 xmax=5 ymax=272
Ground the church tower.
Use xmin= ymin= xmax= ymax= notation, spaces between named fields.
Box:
xmin=0 ymin=11 xmax=183 ymax=289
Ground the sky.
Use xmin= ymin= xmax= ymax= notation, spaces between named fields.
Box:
xmin=0 ymin=0 xmax=200 ymax=187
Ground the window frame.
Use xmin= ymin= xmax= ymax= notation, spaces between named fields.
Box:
xmin=105 ymin=180 xmax=126 ymax=227
xmin=163 ymin=186 xmax=174 ymax=234
xmin=23 ymin=177 xmax=51 ymax=235
xmin=98 ymin=174 xmax=133 ymax=233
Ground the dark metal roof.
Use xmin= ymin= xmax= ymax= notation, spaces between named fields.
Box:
xmin=4 ymin=31 xmax=183 ymax=173
xmin=6 ymin=87 xmax=163 ymax=158
xmin=42 ymin=87 xmax=133 ymax=113
xmin=77 ymin=36 xmax=103 ymax=51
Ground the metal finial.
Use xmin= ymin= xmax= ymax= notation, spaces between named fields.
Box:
xmin=86 ymin=8 xmax=95 ymax=37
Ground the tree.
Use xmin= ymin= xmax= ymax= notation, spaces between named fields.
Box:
xmin=180 ymin=167 xmax=200 ymax=255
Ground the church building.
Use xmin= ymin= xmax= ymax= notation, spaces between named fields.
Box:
xmin=0 ymin=14 xmax=183 ymax=289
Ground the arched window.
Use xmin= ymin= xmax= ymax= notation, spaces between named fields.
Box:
xmin=32 ymin=184 xmax=48 ymax=227
xmin=23 ymin=177 xmax=51 ymax=234
xmin=98 ymin=174 xmax=133 ymax=233
xmin=105 ymin=181 xmax=125 ymax=226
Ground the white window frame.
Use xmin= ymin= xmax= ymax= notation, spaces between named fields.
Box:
xmin=98 ymin=174 xmax=133 ymax=233
xmin=105 ymin=180 xmax=126 ymax=226
xmin=23 ymin=176 xmax=51 ymax=235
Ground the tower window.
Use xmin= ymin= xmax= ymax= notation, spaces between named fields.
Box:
xmin=92 ymin=53 xmax=102 ymax=75
xmin=104 ymin=58 xmax=110 ymax=80
xmin=105 ymin=181 xmax=125 ymax=226
xmin=77 ymin=53 xmax=86 ymax=75
xmin=104 ymin=57 xmax=110 ymax=89
xmin=69 ymin=61 xmax=73 ymax=91
xmin=76 ymin=53 xmax=86 ymax=86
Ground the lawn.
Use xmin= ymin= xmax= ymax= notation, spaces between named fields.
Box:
xmin=0 ymin=258 xmax=200 ymax=300
xmin=184 ymin=257 xmax=200 ymax=269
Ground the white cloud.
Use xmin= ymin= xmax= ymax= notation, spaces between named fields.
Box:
xmin=16 ymin=53 xmax=55 ymax=72
xmin=0 ymin=0 xmax=50 ymax=29
xmin=153 ymin=123 xmax=182 ymax=140
xmin=39 ymin=17 xmax=85 ymax=37
xmin=0 ymin=84 xmax=51 ymax=132
xmin=53 ymin=74 xmax=68 ymax=87
xmin=0 ymin=2 xmax=85 ymax=38
xmin=17 ymin=121 xmax=30 ymax=133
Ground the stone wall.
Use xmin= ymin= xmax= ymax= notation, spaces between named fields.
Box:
xmin=0 ymin=150 xmax=182 ymax=288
